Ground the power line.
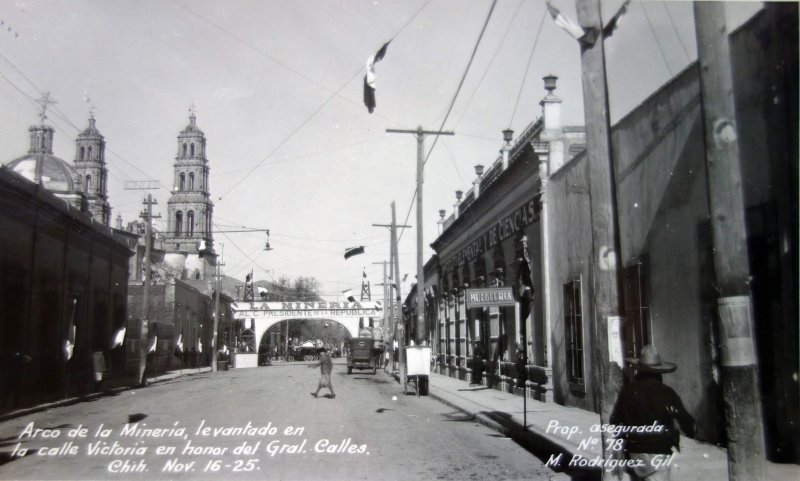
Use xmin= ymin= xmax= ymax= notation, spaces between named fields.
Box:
xmin=211 ymin=1 xmax=433 ymax=202
xmin=661 ymin=1 xmax=691 ymax=62
xmin=455 ymin=0 xmax=525 ymax=128
xmin=399 ymin=0 xmax=499 ymax=242
xmin=508 ymin=3 xmax=547 ymax=127
xmin=640 ymin=0 xmax=674 ymax=76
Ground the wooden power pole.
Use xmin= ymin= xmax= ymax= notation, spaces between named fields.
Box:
xmin=373 ymin=202 xmax=410 ymax=377
xmin=386 ymin=127 xmax=454 ymax=345
xmin=124 ymin=181 xmax=160 ymax=386
xmin=694 ymin=3 xmax=766 ymax=479
xmin=574 ymin=0 xmax=624 ymax=472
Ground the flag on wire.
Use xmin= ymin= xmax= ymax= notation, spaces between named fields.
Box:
xmin=363 ymin=41 xmax=391 ymax=113
xmin=602 ymin=0 xmax=630 ymax=37
xmin=344 ymin=246 xmax=365 ymax=259
xmin=546 ymin=1 xmax=585 ymax=41
xmin=257 ymin=286 xmax=268 ymax=297
xmin=112 ymin=327 xmax=126 ymax=349
xmin=342 ymin=289 xmax=357 ymax=303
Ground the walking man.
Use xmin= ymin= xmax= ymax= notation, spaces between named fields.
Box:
xmin=610 ymin=344 xmax=695 ymax=481
xmin=309 ymin=347 xmax=335 ymax=399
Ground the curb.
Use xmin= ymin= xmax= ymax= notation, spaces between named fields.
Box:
xmin=426 ymin=387 xmax=574 ymax=462
xmin=388 ymin=371 xmax=572 ymax=461
xmin=0 ymin=368 xmax=212 ymax=423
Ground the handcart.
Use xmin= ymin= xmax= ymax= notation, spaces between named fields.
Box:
xmin=403 ymin=346 xmax=431 ymax=397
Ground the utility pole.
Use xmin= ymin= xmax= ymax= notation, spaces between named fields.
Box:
xmin=372 ymin=261 xmax=390 ymax=332
xmin=124 ymin=181 xmax=161 ymax=386
xmin=373 ymin=202 xmax=411 ymax=378
xmin=386 ymin=127 xmax=454 ymax=346
xmin=574 ymin=0 xmax=624 ymax=472
xmin=694 ymin=3 xmax=765 ymax=479
xmin=212 ymin=244 xmax=225 ymax=373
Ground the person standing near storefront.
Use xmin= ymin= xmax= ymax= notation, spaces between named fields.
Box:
xmin=471 ymin=342 xmax=484 ymax=385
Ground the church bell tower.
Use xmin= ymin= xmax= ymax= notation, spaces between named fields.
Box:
xmin=163 ymin=109 xmax=216 ymax=279
xmin=73 ymin=114 xmax=111 ymax=225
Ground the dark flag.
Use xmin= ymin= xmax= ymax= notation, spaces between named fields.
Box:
xmin=363 ymin=41 xmax=391 ymax=113
xmin=344 ymin=246 xmax=365 ymax=259
xmin=342 ymin=289 xmax=357 ymax=303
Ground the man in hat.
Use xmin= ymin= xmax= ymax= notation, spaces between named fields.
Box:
xmin=610 ymin=344 xmax=695 ymax=481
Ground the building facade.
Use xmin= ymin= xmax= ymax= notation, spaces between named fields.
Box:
xmin=418 ymin=3 xmax=797 ymax=463
xmin=0 ymin=167 xmax=131 ymax=407
xmin=428 ymin=77 xmax=585 ymax=391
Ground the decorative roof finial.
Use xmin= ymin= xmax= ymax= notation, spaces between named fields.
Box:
xmin=36 ymin=91 xmax=57 ymax=124
xmin=189 ymin=103 xmax=197 ymax=125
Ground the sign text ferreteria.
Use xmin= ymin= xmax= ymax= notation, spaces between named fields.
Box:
xmin=442 ymin=196 xmax=541 ymax=274
xmin=231 ymin=301 xmax=382 ymax=319
xmin=465 ymin=287 xmax=516 ymax=309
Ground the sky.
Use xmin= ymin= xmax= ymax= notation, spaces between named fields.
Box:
xmin=0 ymin=0 xmax=762 ymax=299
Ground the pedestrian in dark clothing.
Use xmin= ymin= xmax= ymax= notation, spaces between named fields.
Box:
xmin=471 ymin=342 xmax=484 ymax=385
xmin=309 ymin=348 xmax=335 ymax=398
xmin=610 ymin=345 xmax=695 ymax=481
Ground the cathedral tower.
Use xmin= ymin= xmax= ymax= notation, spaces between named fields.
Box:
xmin=73 ymin=114 xmax=111 ymax=225
xmin=163 ymin=111 xmax=216 ymax=279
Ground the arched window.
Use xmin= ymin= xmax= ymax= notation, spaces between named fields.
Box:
xmin=187 ymin=211 xmax=195 ymax=236
xmin=175 ymin=211 xmax=183 ymax=237
xmin=189 ymin=172 xmax=195 ymax=190
xmin=85 ymin=175 xmax=92 ymax=192
xmin=80 ymin=146 xmax=85 ymax=160
xmin=179 ymin=173 xmax=186 ymax=191
xmin=190 ymin=143 xmax=195 ymax=157
xmin=183 ymin=143 xmax=188 ymax=157
xmin=87 ymin=146 xmax=93 ymax=159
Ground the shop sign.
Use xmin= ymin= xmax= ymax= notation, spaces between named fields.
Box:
xmin=231 ymin=300 xmax=382 ymax=319
xmin=465 ymin=287 xmax=515 ymax=308
xmin=441 ymin=196 xmax=541 ymax=274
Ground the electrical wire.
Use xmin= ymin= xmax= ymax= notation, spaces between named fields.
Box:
xmin=640 ymin=0 xmax=674 ymax=76
xmin=508 ymin=4 xmax=547 ymax=127
xmin=179 ymin=1 xmax=432 ymax=203
xmin=661 ymin=1 xmax=691 ymax=62
xmin=398 ymin=0 xmax=499 ymax=242
xmin=454 ymin=0 xmax=525 ymax=128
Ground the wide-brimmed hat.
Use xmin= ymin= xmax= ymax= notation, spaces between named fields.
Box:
xmin=626 ymin=345 xmax=677 ymax=373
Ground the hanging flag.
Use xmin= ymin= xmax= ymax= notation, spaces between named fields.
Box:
xmin=545 ymin=1 xmax=597 ymax=45
xmin=176 ymin=334 xmax=184 ymax=352
xmin=198 ymin=339 xmax=203 ymax=353
xmin=602 ymin=0 xmax=630 ymax=37
xmin=342 ymin=289 xmax=357 ymax=303
xmin=546 ymin=1 xmax=584 ymax=39
xmin=344 ymin=246 xmax=365 ymax=259
xmin=112 ymin=327 xmax=126 ymax=349
xmin=148 ymin=335 xmax=158 ymax=353
xmin=64 ymin=298 xmax=77 ymax=361
xmin=363 ymin=41 xmax=391 ymax=113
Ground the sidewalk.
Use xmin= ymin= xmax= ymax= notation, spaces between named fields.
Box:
xmin=418 ymin=371 xmax=798 ymax=481
xmin=0 ymin=367 xmax=211 ymax=423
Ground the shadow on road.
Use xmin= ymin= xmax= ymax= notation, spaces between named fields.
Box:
xmin=476 ymin=411 xmax=600 ymax=481
xmin=127 ymin=413 xmax=148 ymax=423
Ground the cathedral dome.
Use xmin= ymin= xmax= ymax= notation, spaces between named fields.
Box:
xmin=5 ymin=152 xmax=81 ymax=194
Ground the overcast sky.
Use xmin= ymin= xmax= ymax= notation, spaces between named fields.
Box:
xmin=0 ymin=0 xmax=762 ymax=299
